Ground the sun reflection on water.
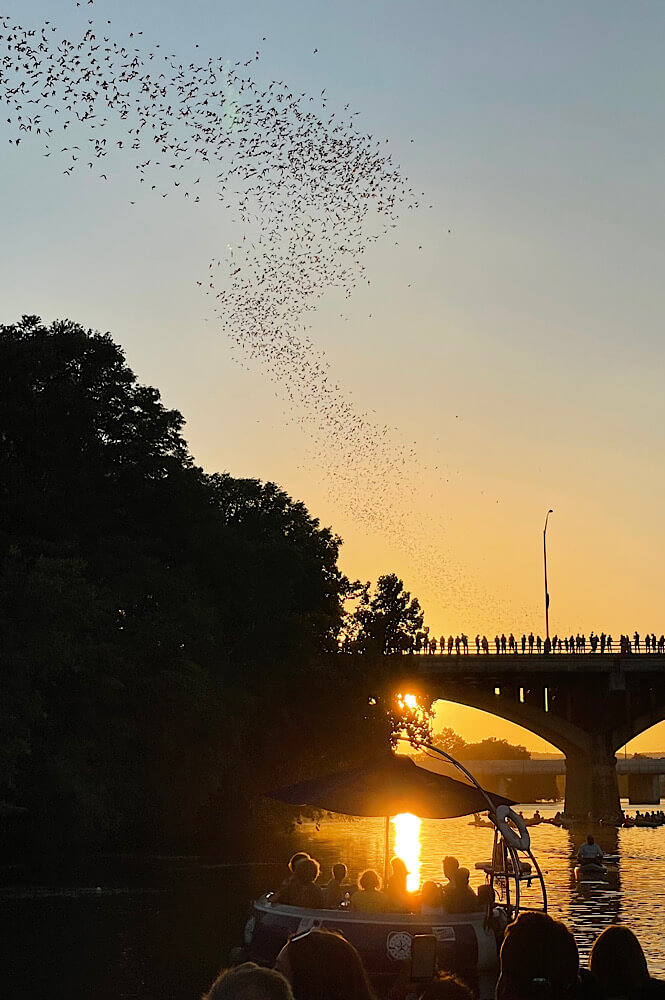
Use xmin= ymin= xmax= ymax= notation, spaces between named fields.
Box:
xmin=393 ymin=812 xmax=422 ymax=891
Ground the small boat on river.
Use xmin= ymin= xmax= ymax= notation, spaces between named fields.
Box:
xmin=574 ymin=862 xmax=607 ymax=880
xmin=242 ymin=742 xmax=548 ymax=997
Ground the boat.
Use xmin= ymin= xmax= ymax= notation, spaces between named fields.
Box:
xmin=574 ymin=862 xmax=607 ymax=880
xmin=245 ymin=894 xmax=499 ymax=993
xmin=241 ymin=741 xmax=548 ymax=997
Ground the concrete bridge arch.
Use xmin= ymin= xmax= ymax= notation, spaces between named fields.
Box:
xmin=381 ymin=651 xmax=665 ymax=820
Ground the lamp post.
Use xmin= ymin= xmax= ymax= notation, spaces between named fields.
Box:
xmin=543 ymin=509 xmax=553 ymax=640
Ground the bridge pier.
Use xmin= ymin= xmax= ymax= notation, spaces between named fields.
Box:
xmin=564 ymin=741 xmax=622 ymax=823
xmin=627 ymin=772 xmax=660 ymax=805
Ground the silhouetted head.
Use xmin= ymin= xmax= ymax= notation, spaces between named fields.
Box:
xmin=443 ymin=856 xmax=459 ymax=882
xmin=391 ymin=856 xmax=408 ymax=876
xmin=332 ymin=863 xmax=347 ymax=882
xmin=358 ymin=868 xmax=381 ymax=891
xmin=275 ymin=928 xmax=376 ymax=1000
xmin=457 ymin=867 xmax=470 ymax=887
xmin=294 ymin=857 xmax=319 ymax=884
xmin=421 ymin=880 xmax=443 ymax=909
xmin=204 ymin=962 xmax=294 ymax=1000
xmin=586 ymin=835 xmax=595 ymax=846
xmin=419 ymin=972 xmax=474 ymax=1000
xmin=288 ymin=852 xmax=310 ymax=873
xmin=497 ymin=912 xmax=579 ymax=1000
xmin=589 ymin=926 xmax=649 ymax=998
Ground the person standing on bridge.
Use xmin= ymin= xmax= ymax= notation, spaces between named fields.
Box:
xmin=577 ymin=834 xmax=604 ymax=868
xmin=536 ymin=636 xmax=542 ymax=653
xmin=521 ymin=634 xmax=526 ymax=654
xmin=494 ymin=635 xmax=500 ymax=654
xmin=482 ymin=635 xmax=489 ymax=654
xmin=475 ymin=635 xmax=480 ymax=654
xmin=528 ymin=632 xmax=534 ymax=653
xmin=634 ymin=632 xmax=640 ymax=652
xmin=509 ymin=634 xmax=515 ymax=653
xmin=501 ymin=634 xmax=507 ymax=653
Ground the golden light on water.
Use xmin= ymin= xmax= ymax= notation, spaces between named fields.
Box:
xmin=392 ymin=812 xmax=421 ymax=892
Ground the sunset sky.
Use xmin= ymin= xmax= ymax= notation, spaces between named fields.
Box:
xmin=2 ymin=1 xmax=665 ymax=750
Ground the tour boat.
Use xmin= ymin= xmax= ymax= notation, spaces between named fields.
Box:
xmin=241 ymin=742 xmax=547 ymax=997
xmin=244 ymin=894 xmax=500 ymax=995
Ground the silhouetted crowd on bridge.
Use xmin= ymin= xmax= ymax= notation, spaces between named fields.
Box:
xmin=414 ymin=631 xmax=665 ymax=655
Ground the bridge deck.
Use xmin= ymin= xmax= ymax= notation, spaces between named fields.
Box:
xmin=407 ymin=652 xmax=665 ymax=674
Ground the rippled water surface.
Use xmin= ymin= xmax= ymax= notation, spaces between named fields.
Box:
xmin=2 ymin=802 xmax=665 ymax=998
xmin=304 ymin=803 xmax=665 ymax=974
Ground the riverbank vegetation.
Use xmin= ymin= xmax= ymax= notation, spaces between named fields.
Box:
xmin=423 ymin=730 xmax=559 ymax=801
xmin=0 ymin=316 xmax=411 ymax=857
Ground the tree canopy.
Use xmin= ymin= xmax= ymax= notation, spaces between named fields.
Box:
xmin=0 ymin=316 xmax=391 ymax=854
xmin=347 ymin=572 xmax=424 ymax=654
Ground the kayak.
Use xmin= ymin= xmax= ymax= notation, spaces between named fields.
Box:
xmin=574 ymin=862 xmax=607 ymax=879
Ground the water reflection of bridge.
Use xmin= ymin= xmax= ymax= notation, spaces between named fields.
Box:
xmin=383 ymin=652 xmax=665 ymax=819
xmin=458 ymin=758 xmax=665 ymax=803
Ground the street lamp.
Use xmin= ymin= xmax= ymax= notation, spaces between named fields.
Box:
xmin=543 ymin=509 xmax=553 ymax=640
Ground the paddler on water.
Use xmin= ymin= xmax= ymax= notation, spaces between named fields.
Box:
xmin=576 ymin=834 xmax=604 ymax=867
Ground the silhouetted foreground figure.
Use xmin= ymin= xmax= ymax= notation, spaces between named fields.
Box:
xmin=497 ymin=911 xmax=589 ymax=1000
xmin=418 ymin=972 xmax=474 ymax=1000
xmin=203 ymin=963 xmax=294 ymax=1000
xmin=274 ymin=928 xmax=376 ymax=1000
xmin=589 ymin=925 xmax=665 ymax=1000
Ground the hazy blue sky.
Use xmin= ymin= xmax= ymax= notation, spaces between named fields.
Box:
xmin=2 ymin=2 xmax=665 ymax=742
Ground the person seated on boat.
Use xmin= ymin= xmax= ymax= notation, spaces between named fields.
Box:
xmin=418 ymin=972 xmax=474 ymax=1000
xmin=203 ymin=962 xmax=295 ymax=1000
xmin=442 ymin=855 xmax=460 ymax=892
xmin=386 ymin=856 xmax=411 ymax=911
xmin=442 ymin=867 xmax=480 ymax=913
xmin=497 ymin=912 xmax=580 ymax=1000
xmin=274 ymin=927 xmax=377 ymax=1000
xmin=420 ymin=879 xmax=445 ymax=916
xmin=588 ymin=925 xmax=656 ymax=1000
xmin=322 ymin=862 xmax=348 ymax=908
xmin=477 ymin=884 xmax=508 ymax=942
xmin=577 ymin=835 xmax=604 ymax=867
xmin=272 ymin=857 xmax=323 ymax=908
xmin=533 ymin=809 xmax=542 ymax=823
xmin=274 ymin=852 xmax=311 ymax=898
xmin=350 ymin=868 xmax=390 ymax=913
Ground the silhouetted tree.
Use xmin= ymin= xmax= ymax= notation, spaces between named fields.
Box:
xmin=0 ymin=316 xmax=386 ymax=854
xmin=350 ymin=572 xmax=424 ymax=654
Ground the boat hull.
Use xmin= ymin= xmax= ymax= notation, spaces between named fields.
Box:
xmin=245 ymin=895 xmax=498 ymax=992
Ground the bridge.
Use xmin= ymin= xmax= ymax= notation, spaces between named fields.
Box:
xmin=456 ymin=757 xmax=665 ymax=804
xmin=379 ymin=652 xmax=665 ymax=821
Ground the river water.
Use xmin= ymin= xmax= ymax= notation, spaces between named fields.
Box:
xmin=2 ymin=802 xmax=665 ymax=999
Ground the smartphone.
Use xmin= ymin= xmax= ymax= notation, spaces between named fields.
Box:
xmin=410 ymin=934 xmax=437 ymax=980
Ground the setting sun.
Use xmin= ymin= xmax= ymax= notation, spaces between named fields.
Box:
xmin=392 ymin=812 xmax=421 ymax=892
